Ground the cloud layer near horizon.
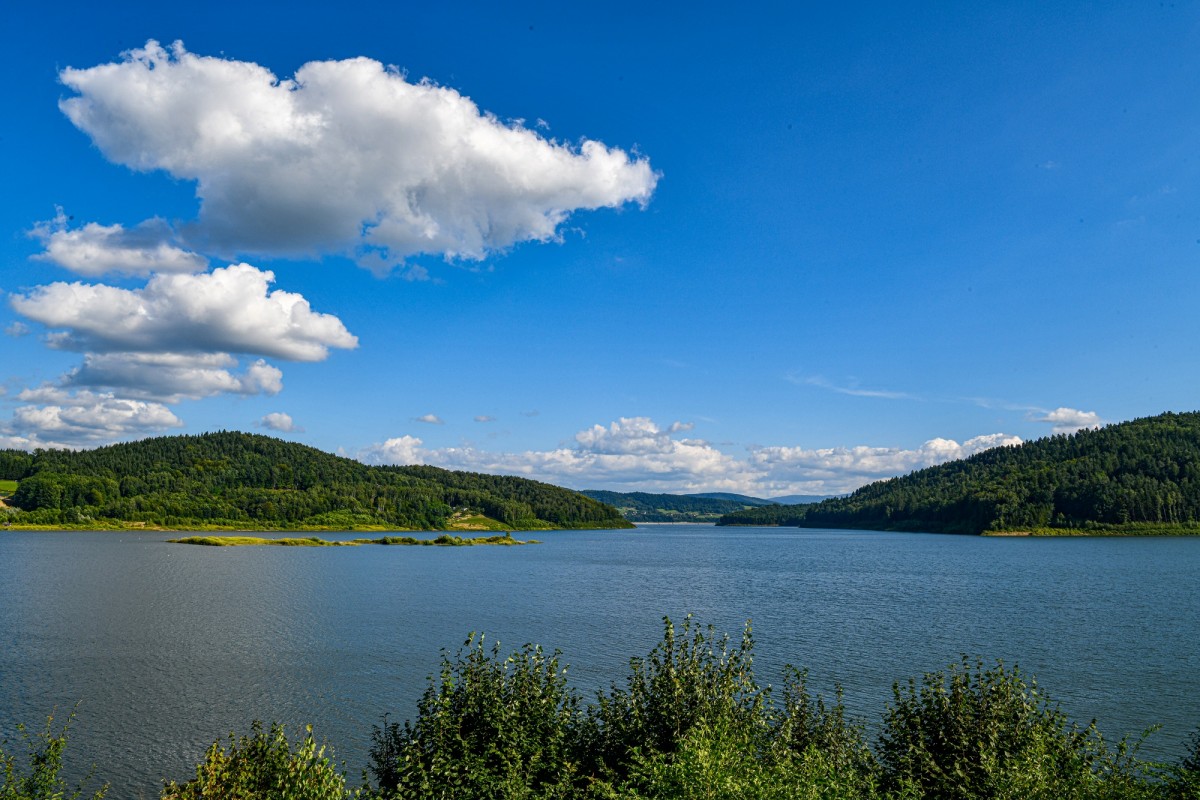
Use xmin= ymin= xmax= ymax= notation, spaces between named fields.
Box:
xmin=58 ymin=40 xmax=658 ymax=270
xmin=359 ymin=416 xmax=1024 ymax=496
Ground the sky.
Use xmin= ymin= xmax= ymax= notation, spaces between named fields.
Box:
xmin=3 ymin=2 xmax=1199 ymax=497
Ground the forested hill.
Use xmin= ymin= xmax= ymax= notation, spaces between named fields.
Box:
xmin=717 ymin=411 xmax=1200 ymax=535
xmin=0 ymin=432 xmax=631 ymax=531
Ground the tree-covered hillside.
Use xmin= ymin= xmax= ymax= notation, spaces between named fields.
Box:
xmin=718 ymin=412 xmax=1200 ymax=535
xmin=0 ymin=432 xmax=631 ymax=531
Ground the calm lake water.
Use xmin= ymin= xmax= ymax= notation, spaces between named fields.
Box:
xmin=1 ymin=525 xmax=1198 ymax=798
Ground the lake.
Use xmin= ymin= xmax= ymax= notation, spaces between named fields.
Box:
xmin=1 ymin=525 xmax=1197 ymax=798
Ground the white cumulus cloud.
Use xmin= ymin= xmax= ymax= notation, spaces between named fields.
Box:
xmin=4 ymin=390 xmax=182 ymax=449
xmin=32 ymin=212 xmax=207 ymax=276
xmin=258 ymin=412 xmax=301 ymax=433
xmin=11 ymin=263 xmax=357 ymax=361
xmin=361 ymin=435 xmax=425 ymax=466
xmin=1032 ymin=407 xmax=1103 ymax=434
xmin=415 ymin=414 xmax=444 ymax=425
xmin=358 ymin=417 xmax=1023 ymax=496
xmin=58 ymin=40 xmax=658 ymax=270
xmin=361 ymin=417 xmax=758 ymax=493
xmin=60 ymin=353 xmax=282 ymax=402
xmin=749 ymin=433 xmax=1023 ymax=492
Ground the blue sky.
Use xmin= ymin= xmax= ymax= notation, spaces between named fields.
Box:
xmin=3 ymin=2 xmax=1199 ymax=496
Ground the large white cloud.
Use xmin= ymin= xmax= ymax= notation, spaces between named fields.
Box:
xmin=3 ymin=390 xmax=182 ymax=449
xmin=58 ymin=41 xmax=658 ymax=268
xmin=11 ymin=263 xmax=357 ymax=361
xmin=357 ymin=417 xmax=1020 ymax=496
xmin=32 ymin=213 xmax=207 ymax=276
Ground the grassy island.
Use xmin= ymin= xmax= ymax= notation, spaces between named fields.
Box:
xmin=167 ymin=533 xmax=536 ymax=546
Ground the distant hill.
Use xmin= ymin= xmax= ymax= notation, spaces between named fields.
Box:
xmin=0 ymin=432 xmax=631 ymax=531
xmin=766 ymin=494 xmax=838 ymax=505
xmin=718 ymin=412 xmax=1200 ymax=535
xmin=683 ymin=492 xmax=776 ymax=506
xmin=581 ymin=490 xmax=767 ymax=522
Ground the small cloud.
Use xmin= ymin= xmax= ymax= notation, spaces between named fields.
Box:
xmin=4 ymin=322 xmax=30 ymax=337
xmin=474 ymin=415 xmax=496 ymax=423
xmin=415 ymin=413 xmax=444 ymax=425
xmin=520 ymin=410 xmax=540 ymax=417
xmin=1037 ymin=160 xmax=1060 ymax=170
xmin=1030 ymin=407 xmax=1103 ymax=434
xmin=359 ymin=435 xmax=424 ymax=466
xmin=258 ymin=412 xmax=302 ymax=433
xmin=31 ymin=210 xmax=208 ymax=277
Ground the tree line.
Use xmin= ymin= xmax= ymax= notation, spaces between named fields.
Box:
xmin=0 ymin=431 xmax=629 ymax=531
xmin=719 ymin=411 xmax=1200 ymax=534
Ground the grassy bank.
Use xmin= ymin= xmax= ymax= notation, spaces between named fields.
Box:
xmin=983 ymin=521 xmax=1200 ymax=536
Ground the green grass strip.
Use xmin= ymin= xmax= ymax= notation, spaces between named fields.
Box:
xmin=168 ymin=533 xmax=537 ymax=547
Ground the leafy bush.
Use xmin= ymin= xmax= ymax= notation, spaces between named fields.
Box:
xmin=587 ymin=616 xmax=765 ymax=781
xmin=368 ymin=636 xmax=584 ymax=799
xmin=160 ymin=721 xmax=351 ymax=800
xmin=877 ymin=657 xmax=1155 ymax=799
xmin=588 ymin=618 xmax=878 ymax=799
xmin=1164 ymin=728 xmax=1200 ymax=799
xmin=0 ymin=712 xmax=107 ymax=800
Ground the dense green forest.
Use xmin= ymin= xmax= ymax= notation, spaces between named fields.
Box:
xmin=580 ymin=490 xmax=773 ymax=522
xmin=719 ymin=411 xmax=1200 ymax=535
xmin=6 ymin=618 xmax=1199 ymax=799
xmin=0 ymin=431 xmax=630 ymax=531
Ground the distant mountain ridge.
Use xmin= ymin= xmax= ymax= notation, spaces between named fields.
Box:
xmin=581 ymin=490 xmax=834 ymax=523
xmin=0 ymin=431 xmax=631 ymax=531
xmin=718 ymin=411 xmax=1200 ymax=535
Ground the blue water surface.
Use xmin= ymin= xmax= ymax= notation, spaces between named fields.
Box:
xmin=1 ymin=525 xmax=1197 ymax=798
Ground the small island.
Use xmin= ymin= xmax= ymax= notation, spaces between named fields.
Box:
xmin=168 ymin=533 xmax=536 ymax=546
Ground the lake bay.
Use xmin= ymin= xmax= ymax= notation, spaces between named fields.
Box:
xmin=2 ymin=525 xmax=1197 ymax=798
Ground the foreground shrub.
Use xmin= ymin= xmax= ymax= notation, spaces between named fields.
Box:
xmin=1164 ymin=728 xmax=1200 ymax=799
xmin=368 ymin=636 xmax=584 ymax=799
xmin=586 ymin=617 xmax=878 ymax=799
xmin=603 ymin=716 xmax=882 ymax=800
xmin=877 ymin=657 xmax=1156 ymax=799
xmin=0 ymin=713 xmax=107 ymax=800
xmin=587 ymin=616 xmax=766 ymax=782
xmin=160 ymin=721 xmax=351 ymax=800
